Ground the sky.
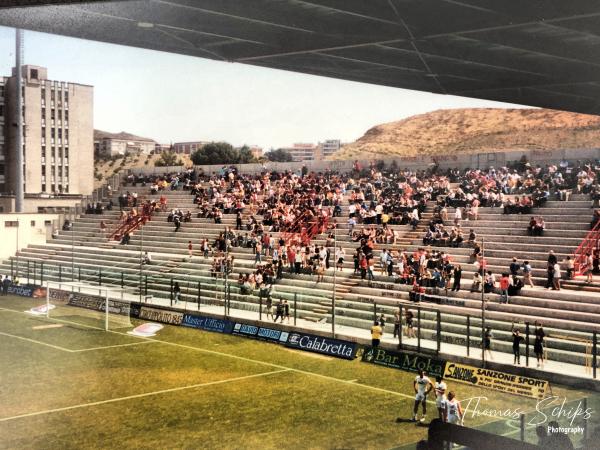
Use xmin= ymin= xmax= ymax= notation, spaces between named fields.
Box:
xmin=0 ymin=26 xmax=526 ymax=150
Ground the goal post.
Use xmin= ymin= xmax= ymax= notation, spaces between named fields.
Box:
xmin=37 ymin=281 xmax=135 ymax=331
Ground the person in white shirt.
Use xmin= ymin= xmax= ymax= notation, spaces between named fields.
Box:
xmin=335 ymin=247 xmax=345 ymax=271
xmin=412 ymin=370 xmax=434 ymax=422
xmin=444 ymin=391 xmax=464 ymax=426
xmin=552 ymin=262 xmax=561 ymax=290
xmin=454 ymin=207 xmax=462 ymax=225
xmin=434 ymin=376 xmax=448 ymax=421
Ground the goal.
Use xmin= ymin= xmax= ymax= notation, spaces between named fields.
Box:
xmin=34 ymin=281 xmax=135 ymax=331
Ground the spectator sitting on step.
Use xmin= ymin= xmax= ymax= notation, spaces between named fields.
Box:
xmin=51 ymin=228 xmax=59 ymax=239
xmin=527 ymin=216 xmax=545 ymax=236
xmin=484 ymin=270 xmax=495 ymax=293
xmin=509 ymin=257 xmax=520 ymax=281
xmin=62 ymin=219 xmax=72 ymax=231
xmin=142 ymin=252 xmax=152 ymax=265
xmin=120 ymin=232 xmax=130 ymax=245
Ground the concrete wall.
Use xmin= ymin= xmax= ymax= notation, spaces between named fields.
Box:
xmin=0 ymin=213 xmax=59 ymax=260
xmin=128 ymin=147 xmax=600 ymax=177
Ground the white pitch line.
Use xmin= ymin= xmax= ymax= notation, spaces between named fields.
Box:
xmin=0 ymin=306 xmax=429 ymax=403
xmin=0 ymin=369 xmax=291 ymax=423
xmin=71 ymin=341 xmax=157 ymax=352
xmin=0 ymin=331 xmax=74 ymax=353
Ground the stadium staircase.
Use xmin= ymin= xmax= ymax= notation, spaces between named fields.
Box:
xmin=2 ymin=183 xmax=599 ymax=368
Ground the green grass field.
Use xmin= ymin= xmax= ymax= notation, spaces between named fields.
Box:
xmin=0 ymin=295 xmax=595 ymax=450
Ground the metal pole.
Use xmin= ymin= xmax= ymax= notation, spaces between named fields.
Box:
xmin=59 ymin=265 xmax=62 ymax=282
xmin=398 ymin=304 xmax=402 ymax=348
xmin=436 ymin=310 xmax=441 ymax=354
xmin=27 ymin=260 xmax=29 ymax=283
xmin=593 ymin=331 xmax=597 ymax=379
xmin=332 ymin=225 xmax=336 ymax=335
xmin=78 ymin=267 xmax=81 ymax=282
xmin=467 ymin=315 xmax=470 ymax=357
xmin=33 ymin=261 xmax=36 ymax=285
xmin=145 ymin=275 xmax=148 ymax=301
xmin=71 ymin=229 xmax=75 ymax=282
xmin=46 ymin=279 xmax=50 ymax=319
xmin=417 ymin=306 xmax=421 ymax=353
xmin=259 ymin=296 xmax=262 ymax=321
xmin=105 ymin=289 xmax=109 ymax=331
xmin=294 ymin=293 xmax=297 ymax=326
xmin=15 ymin=29 xmax=24 ymax=212
xmin=198 ymin=282 xmax=201 ymax=311
xmin=121 ymin=271 xmax=124 ymax=288
xmin=481 ymin=236 xmax=486 ymax=367
xmin=170 ymin=278 xmax=173 ymax=307
xmin=525 ymin=322 xmax=530 ymax=367
xmin=373 ymin=302 xmax=377 ymax=322
xmin=40 ymin=262 xmax=44 ymax=285
xmin=10 ymin=259 xmax=13 ymax=278
xmin=139 ymin=222 xmax=143 ymax=303
xmin=99 ymin=268 xmax=102 ymax=286
xmin=16 ymin=219 xmax=19 ymax=277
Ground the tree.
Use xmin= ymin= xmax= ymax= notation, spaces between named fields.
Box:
xmin=155 ymin=151 xmax=182 ymax=167
xmin=191 ymin=142 xmax=257 ymax=165
xmin=265 ymin=148 xmax=293 ymax=162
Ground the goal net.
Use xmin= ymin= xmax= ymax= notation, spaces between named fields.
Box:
xmin=31 ymin=281 xmax=135 ymax=331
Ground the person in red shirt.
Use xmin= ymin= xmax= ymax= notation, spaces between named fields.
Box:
xmin=499 ymin=273 xmax=510 ymax=304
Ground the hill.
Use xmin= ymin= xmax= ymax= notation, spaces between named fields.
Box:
xmin=330 ymin=108 xmax=600 ymax=160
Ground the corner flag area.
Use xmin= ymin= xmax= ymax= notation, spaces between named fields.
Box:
xmin=0 ymin=295 xmax=596 ymax=449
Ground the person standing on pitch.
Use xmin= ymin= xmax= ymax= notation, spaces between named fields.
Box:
xmin=371 ymin=321 xmax=382 ymax=348
xmin=412 ymin=370 xmax=433 ymax=423
xmin=511 ymin=324 xmax=525 ymax=365
xmin=434 ymin=376 xmax=447 ymax=421
xmin=274 ymin=299 xmax=284 ymax=323
xmin=444 ymin=391 xmax=464 ymax=425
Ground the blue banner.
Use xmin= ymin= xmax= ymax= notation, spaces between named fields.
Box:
xmin=7 ymin=284 xmax=45 ymax=298
xmin=285 ymin=332 xmax=357 ymax=360
xmin=181 ymin=314 xmax=234 ymax=334
xmin=232 ymin=323 xmax=289 ymax=344
xmin=232 ymin=323 xmax=259 ymax=337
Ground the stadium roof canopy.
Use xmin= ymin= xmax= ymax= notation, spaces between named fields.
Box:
xmin=3 ymin=1 xmax=600 ymax=115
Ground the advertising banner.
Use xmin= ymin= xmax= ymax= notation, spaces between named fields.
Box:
xmin=7 ymin=284 xmax=46 ymax=298
xmin=361 ymin=347 xmax=446 ymax=378
xmin=182 ymin=314 xmax=234 ymax=334
xmin=443 ymin=362 xmax=549 ymax=399
xmin=285 ymin=332 xmax=357 ymax=360
xmin=138 ymin=306 xmax=183 ymax=325
xmin=67 ymin=293 xmax=131 ymax=317
xmin=231 ymin=323 xmax=289 ymax=344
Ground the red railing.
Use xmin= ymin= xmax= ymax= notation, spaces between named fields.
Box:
xmin=573 ymin=220 xmax=600 ymax=274
xmin=280 ymin=211 xmax=329 ymax=246
xmin=110 ymin=202 xmax=153 ymax=241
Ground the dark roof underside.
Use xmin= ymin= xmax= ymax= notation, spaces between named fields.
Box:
xmin=3 ymin=0 xmax=600 ymax=115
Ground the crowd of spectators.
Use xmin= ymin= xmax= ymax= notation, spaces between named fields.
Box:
xmin=124 ymin=158 xmax=599 ymax=303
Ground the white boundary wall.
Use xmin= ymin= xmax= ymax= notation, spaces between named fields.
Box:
xmin=128 ymin=147 xmax=600 ymax=176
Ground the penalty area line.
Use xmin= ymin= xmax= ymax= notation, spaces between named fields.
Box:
xmin=72 ymin=340 xmax=157 ymax=352
xmin=0 ymin=369 xmax=291 ymax=423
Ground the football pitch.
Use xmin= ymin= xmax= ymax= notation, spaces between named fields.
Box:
xmin=0 ymin=295 xmax=596 ymax=450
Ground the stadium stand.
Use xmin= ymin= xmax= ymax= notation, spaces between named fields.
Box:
xmin=2 ymin=161 xmax=600 ymax=368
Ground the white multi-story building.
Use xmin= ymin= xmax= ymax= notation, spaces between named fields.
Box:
xmin=0 ymin=65 xmax=94 ymax=212
xmin=283 ymin=143 xmax=317 ymax=162
xmin=94 ymin=130 xmax=155 ymax=157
